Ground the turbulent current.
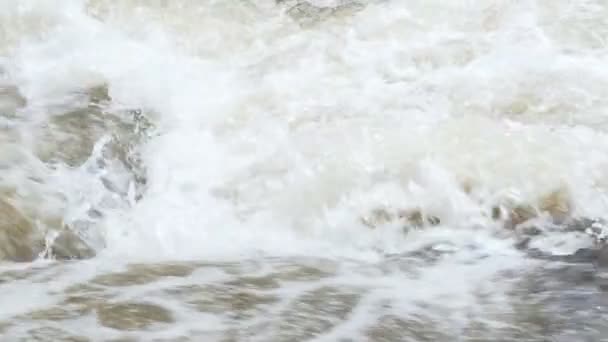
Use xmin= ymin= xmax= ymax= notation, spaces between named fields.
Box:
xmin=1 ymin=0 xmax=608 ymax=340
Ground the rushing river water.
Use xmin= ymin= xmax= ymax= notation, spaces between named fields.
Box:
xmin=2 ymin=0 xmax=608 ymax=341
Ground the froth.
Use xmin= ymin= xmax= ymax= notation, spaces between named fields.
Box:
xmin=1 ymin=0 xmax=608 ymax=260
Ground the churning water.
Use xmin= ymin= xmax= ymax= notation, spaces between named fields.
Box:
xmin=1 ymin=0 xmax=608 ymax=340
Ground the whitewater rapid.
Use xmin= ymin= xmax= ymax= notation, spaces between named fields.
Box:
xmin=1 ymin=0 xmax=607 ymax=258
xmin=1 ymin=0 xmax=608 ymax=340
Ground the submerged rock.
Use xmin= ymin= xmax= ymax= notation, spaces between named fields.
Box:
xmin=0 ymin=85 xmax=26 ymax=115
xmin=0 ymin=194 xmax=102 ymax=262
xmin=491 ymin=198 xmax=538 ymax=229
xmin=490 ymin=188 xmax=573 ymax=230
xmin=0 ymin=199 xmax=98 ymax=262
xmin=35 ymin=85 xmax=149 ymax=199
xmin=360 ymin=207 xmax=440 ymax=230
xmin=1 ymin=84 xmax=152 ymax=264
xmin=283 ymin=1 xmax=365 ymax=26
xmin=97 ymin=302 xmax=174 ymax=331
xmin=49 ymin=229 xmax=96 ymax=260
xmin=0 ymin=199 xmax=39 ymax=262
xmin=504 ymin=204 xmax=538 ymax=229
xmin=287 ymin=2 xmax=334 ymax=24
xmin=360 ymin=208 xmax=394 ymax=228
xmin=398 ymin=209 xmax=441 ymax=228
xmin=539 ymin=188 xmax=572 ymax=224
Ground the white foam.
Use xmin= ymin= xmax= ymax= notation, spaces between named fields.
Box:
xmin=1 ymin=0 xmax=608 ymax=260
xmin=2 ymin=7 xmax=608 ymax=339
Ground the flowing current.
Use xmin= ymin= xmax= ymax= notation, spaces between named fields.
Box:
xmin=2 ymin=0 xmax=608 ymax=340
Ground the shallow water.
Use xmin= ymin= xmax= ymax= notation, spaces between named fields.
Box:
xmin=1 ymin=0 xmax=608 ymax=340
xmin=0 ymin=257 xmax=607 ymax=341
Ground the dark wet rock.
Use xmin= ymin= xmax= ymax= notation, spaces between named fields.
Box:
xmin=286 ymin=1 xmax=333 ymax=25
xmin=34 ymin=85 xmax=128 ymax=166
xmin=493 ymin=189 xmax=572 ymax=231
xmin=539 ymin=188 xmax=572 ymax=224
xmin=511 ymin=204 xmax=538 ymax=224
xmin=38 ymin=105 xmax=145 ymax=176
xmin=86 ymin=84 xmax=111 ymax=106
xmin=0 ymin=199 xmax=40 ymax=261
xmin=426 ymin=215 xmax=441 ymax=226
xmin=503 ymin=204 xmax=538 ymax=230
xmin=361 ymin=207 xmax=440 ymax=230
xmin=361 ymin=208 xmax=394 ymax=228
xmin=0 ymin=85 xmax=26 ymax=115
xmin=34 ymin=85 xmax=150 ymax=205
xmin=97 ymin=302 xmax=174 ymax=331
xmin=37 ymin=108 xmax=107 ymax=167
xmin=493 ymin=202 xmax=539 ymax=231
xmin=491 ymin=205 xmax=501 ymax=220
xmin=0 ymin=84 xmax=151 ymax=266
xmin=400 ymin=209 xmax=441 ymax=228
xmin=49 ymin=229 xmax=96 ymax=260
xmin=284 ymin=1 xmax=365 ymax=26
